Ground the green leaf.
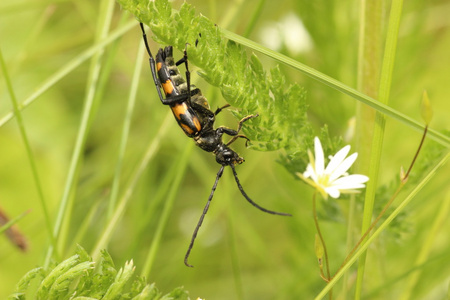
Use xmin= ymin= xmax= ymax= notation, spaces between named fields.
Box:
xmin=35 ymin=255 xmax=80 ymax=299
xmin=118 ymin=0 xmax=314 ymax=159
xmin=10 ymin=247 xmax=188 ymax=299
xmin=131 ymin=283 xmax=161 ymax=300
xmin=47 ymin=261 xmax=94 ymax=299
xmin=102 ymin=260 xmax=135 ymax=299
xmin=10 ymin=267 xmax=44 ymax=299
xmin=160 ymin=286 xmax=189 ymax=300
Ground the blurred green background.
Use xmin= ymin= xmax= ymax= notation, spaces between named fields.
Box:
xmin=0 ymin=0 xmax=449 ymax=299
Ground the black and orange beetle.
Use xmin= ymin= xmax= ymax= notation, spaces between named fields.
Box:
xmin=139 ymin=23 xmax=291 ymax=267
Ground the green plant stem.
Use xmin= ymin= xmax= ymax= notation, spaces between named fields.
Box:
xmin=329 ymin=118 xmax=430 ymax=294
xmin=44 ymin=0 xmax=115 ymax=268
xmin=221 ymin=30 xmax=449 ymax=148
xmin=8 ymin=5 xmax=55 ymax=72
xmin=91 ymin=112 xmax=173 ymax=261
xmin=0 ymin=20 xmax=136 ymax=128
xmin=315 ymin=152 xmax=449 ymax=299
xmin=342 ymin=195 xmax=356 ymax=297
xmin=107 ymin=20 xmax=144 ymax=220
xmin=227 ymin=208 xmax=244 ymax=300
xmin=312 ymin=192 xmax=332 ymax=298
xmin=355 ymin=1 xmax=403 ymax=297
xmin=140 ymin=142 xmax=193 ymax=277
xmin=219 ymin=0 xmax=244 ymax=31
xmin=336 ymin=181 xmax=404 ymax=279
xmin=404 ymin=126 xmax=428 ymax=181
xmin=0 ymin=209 xmax=30 ymax=234
xmin=349 ymin=0 xmax=382 ymax=296
xmin=399 ymin=188 xmax=450 ymax=300
xmin=242 ymin=0 xmax=266 ymax=38
xmin=0 ymin=48 xmax=55 ymax=250
xmin=355 ymin=0 xmax=382 ymax=178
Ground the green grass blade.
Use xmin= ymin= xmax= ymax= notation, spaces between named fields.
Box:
xmin=140 ymin=142 xmax=193 ymax=277
xmin=355 ymin=1 xmax=404 ymax=297
xmin=91 ymin=112 xmax=173 ymax=261
xmin=0 ymin=48 xmax=55 ymax=248
xmin=44 ymin=0 xmax=116 ymax=267
xmin=315 ymin=152 xmax=450 ymax=299
xmin=346 ymin=1 xmax=382 ymax=295
xmin=0 ymin=20 xmax=136 ymax=128
xmin=0 ymin=210 xmax=29 ymax=234
xmin=222 ymin=29 xmax=449 ymax=148
xmin=399 ymin=188 xmax=450 ymax=300
xmin=105 ymin=15 xmax=142 ymax=220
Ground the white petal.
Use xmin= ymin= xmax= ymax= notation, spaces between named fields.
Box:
xmin=324 ymin=187 xmax=340 ymax=198
xmin=333 ymin=174 xmax=369 ymax=185
xmin=304 ymin=164 xmax=318 ymax=182
xmin=325 ymin=145 xmax=350 ymax=174
xmin=332 ymin=175 xmax=369 ymax=189
xmin=349 ymin=174 xmax=369 ymax=183
xmin=335 ymin=183 xmax=367 ymax=191
xmin=297 ymin=172 xmax=317 ymax=188
xmin=339 ymin=190 xmax=362 ymax=195
xmin=329 ymin=153 xmax=358 ymax=182
xmin=314 ymin=137 xmax=325 ymax=176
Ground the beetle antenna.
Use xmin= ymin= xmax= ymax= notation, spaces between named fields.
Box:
xmin=139 ymin=23 xmax=154 ymax=59
xmin=184 ymin=166 xmax=225 ymax=267
xmin=230 ymin=164 xmax=291 ymax=216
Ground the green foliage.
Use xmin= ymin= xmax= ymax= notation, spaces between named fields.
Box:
xmin=116 ymin=0 xmax=329 ymax=172
xmin=8 ymin=247 xmax=188 ymax=300
xmin=2 ymin=0 xmax=449 ymax=299
xmin=372 ymin=133 xmax=449 ymax=239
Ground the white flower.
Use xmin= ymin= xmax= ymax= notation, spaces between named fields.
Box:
xmin=258 ymin=13 xmax=313 ymax=55
xmin=297 ymin=137 xmax=369 ymax=200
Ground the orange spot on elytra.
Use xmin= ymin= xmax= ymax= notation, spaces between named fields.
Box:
xmin=171 ymin=103 xmax=186 ymax=120
xmin=181 ymin=123 xmax=194 ymax=135
xmin=193 ymin=116 xmax=201 ymax=131
xmin=162 ymin=80 xmax=174 ymax=95
xmin=171 ymin=103 xmax=202 ymax=135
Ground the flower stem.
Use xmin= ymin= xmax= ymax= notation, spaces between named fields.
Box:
xmin=333 ymin=124 xmax=429 ymax=279
xmin=403 ymin=126 xmax=428 ymax=181
xmin=312 ymin=192 xmax=332 ymax=299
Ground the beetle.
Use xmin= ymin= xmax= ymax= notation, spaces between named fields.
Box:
xmin=139 ymin=23 xmax=291 ymax=267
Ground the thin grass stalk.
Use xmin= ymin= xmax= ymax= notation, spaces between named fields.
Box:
xmin=219 ymin=157 xmax=242 ymax=299
xmin=106 ymin=17 xmax=144 ymax=220
xmin=227 ymin=210 xmax=244 ymax=300
xmin=355 ymin=0 xmax=382 ymax=177
xmin=242 ymin=0 xmax=266 ymax=38
xmin=221 ymin=0 xmax=267 ymax=293
xmin=344 ymin=5 xmax=382 ymax=289
xmin=0 ymin=20 xmax=136 ymax=128
xmin=315 ymin=152 xmax=449 ymax=299
xmin=91 ymin=112 xmax=173 ymax=261
xmin=0 ymin=210 xmax=30 ymax=234
xmin=399 ymin=189 xmax=450 ymax=299
xmin=127 ymin=139 xmax=191 ymax=255
xmin=355 ymin=1 xmax=404 ymax=297
xmin=68 ymin=199 xmax=102 ymax=251
xmin=312 ymin=192 xmax=331 ymax=299
xmin=0 ymin=49 xmax=55 ymax=249
xmin=342 ymin=195 xmax=356 ymax=297
xmin=44 ymin=0 xmax=116 ymax=267
xmin=140 ymin=143 xmax=194 ymax=277
xmin=350 ymin=0 xmax=383 ymax=297
xmin=8 ymin=5 xmax=55 ymax=72
xmin=221 ymin=29 xmax=448 ymax=148
xmin=219 ymin=0 xmax=244 ymax=32
xmin=225 ymin=155 xmax=280 ymax=266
